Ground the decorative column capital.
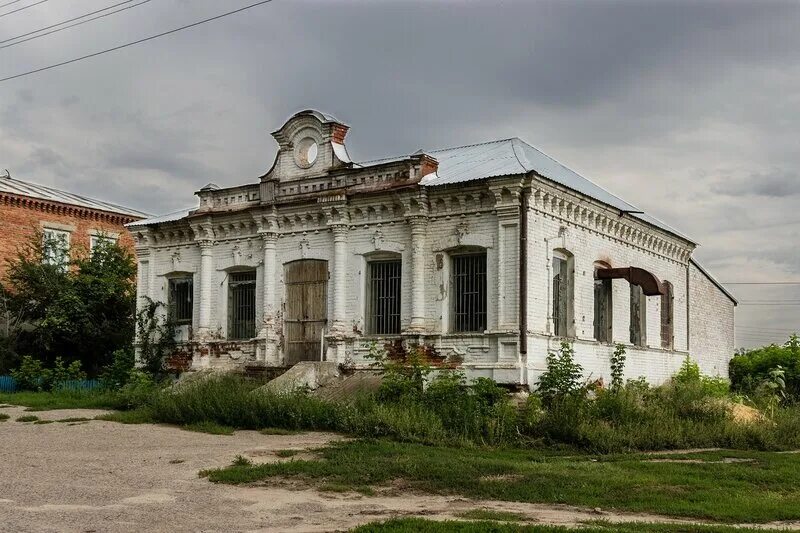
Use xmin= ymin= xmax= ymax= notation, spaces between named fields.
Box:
xmin=330 ymin=222 xmax=349 ymax=240
xmin=406 ymin=214 xmax=429 ymax=231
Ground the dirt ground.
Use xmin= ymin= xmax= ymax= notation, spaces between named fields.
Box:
xmin=0 ymin=405 xmax=797 ymax=533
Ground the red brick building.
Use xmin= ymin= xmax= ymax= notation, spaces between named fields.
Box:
xmin=0 ymin=173 xmax=149 ymax=279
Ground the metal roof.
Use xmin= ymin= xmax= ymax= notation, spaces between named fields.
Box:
xmin=414 ymin=137 xmax=691 ymax=242
xmin=126 ymin=207 xmax=195 ymax=228
xmin=132 ymin=136 xmax=691 ymax=243
xmin=0 ymin=175 xmax=150 ymax=218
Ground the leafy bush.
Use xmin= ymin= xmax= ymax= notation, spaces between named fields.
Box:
xmin=674 ymin=355 xmax=729 ymax=398
xmin=609 ymin=343 xmax=627 ymax=391
xmin=100 ymin=348 xmax=136 ymax=389
xmin=135 ymin=297 xmax=176 ymax=378
xmin=11 ymin=355 xmax=85 ymax=392
xmin=536 ymin=341 xmax=584 ymax=405
xmin=730 ymin=335 xmax=800 ymax=401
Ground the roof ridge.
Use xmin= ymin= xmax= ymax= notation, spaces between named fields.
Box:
xmin=0 ymin=175 xmax=150 ymax=217
xmin=513 ymin=137 xmax=641 ymax=212
xmin=355 ymin=138 xmax=517 ymax=167
xmin=426 ymin=137 xmax=517 ymax=153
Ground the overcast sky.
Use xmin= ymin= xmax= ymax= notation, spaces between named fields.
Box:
xmin=1 ymin=0 xmax=799 ymax=347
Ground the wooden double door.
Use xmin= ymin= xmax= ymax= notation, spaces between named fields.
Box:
xmin=284 ymin=259 xmax=328 ymax=365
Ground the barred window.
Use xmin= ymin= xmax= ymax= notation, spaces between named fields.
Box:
xmin=169 ymin=277 xmax=193 ymax=325
xmin=630 ymin=283 xmax=647 ymax=347
xmin=661 ymin=280 xmax=674 ymax=349
xmin=452 ymin=252 xmax=487 ymax=333
xmin=367 ymin=260 xmax=401 ymax=334
xmin=228 ymin=271 xmax=256 ymax=340
xmin=42 ymin=228 xmax=70 ymax=270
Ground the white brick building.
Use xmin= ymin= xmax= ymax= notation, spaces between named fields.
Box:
xmin=128 ymin=110 xmax=736 ymax=385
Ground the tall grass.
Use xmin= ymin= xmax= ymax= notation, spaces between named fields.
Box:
xmin=138 ymin=374 xmax=800 ymax=452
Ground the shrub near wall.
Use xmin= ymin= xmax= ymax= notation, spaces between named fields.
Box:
xmin=730 ymin=335 xmax=800 ymax=401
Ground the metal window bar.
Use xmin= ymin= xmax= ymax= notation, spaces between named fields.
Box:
xmin=452 ymin=253 xmax=487 ymax=332
xmin=367 ymin=260 xmax=401 ymax=334
xmin=169 ymin=278 xmax=193 ymax=324
xmin=228 ymin=271 xmax=256 ymax=340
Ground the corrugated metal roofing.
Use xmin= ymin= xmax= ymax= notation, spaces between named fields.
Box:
xmin=0 ymin=176 xmax=150 ymax=218
xmin=132 ymin=136 xmax=690 ymax=242
xmin=415 ymin=137 xmax=689 ymax=241
xmin=126 ymin=207 xmax=195 ymax=227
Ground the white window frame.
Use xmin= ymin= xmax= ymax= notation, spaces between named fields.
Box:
xmin=42 ymin=228 xmax=71 ymax=270
xmin=89 ymin=232 xmax=119 ymax=254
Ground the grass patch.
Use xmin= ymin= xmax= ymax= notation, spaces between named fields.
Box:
xmin=457 ymin=509 xmax=527 ymax=522
xmin=260 ymin=427 xmax=302 ymax=435
xmin=204 ymin=440 xmax=800 ymax=524
xmin=275 ymin=449 xmax=299 ymax=458
xmin=33 ymin=419 xmax=54 ymax=424
xmin=351 ymin=519 xmax=794 ymax=532
xmin=0 ymin=390 xmax=126 ymax=411
xmin=183 ymin=421 xmax=235 ymax=435
xmin=55 ymin=417 xmax=92 ymax=423
xmin=16 ymin=415 xmax=39 ymax=422
xmin=95 ymin=408 xmax=153 ymax=424
xmin=0 ymin=413 xmax=9 ymax=421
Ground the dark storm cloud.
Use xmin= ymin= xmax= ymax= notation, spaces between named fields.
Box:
xmin=2 ymin=0 xmax=800 ymax=345
xmin=713 ymin=170 xmax=800 ymax=198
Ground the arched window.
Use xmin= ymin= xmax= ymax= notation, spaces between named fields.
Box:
xmin=552 ymin=249 xmax=574 ymax=338
xmin=661 ymin=280 xmax=674 ymax=349
xmin=593 ymin=261 xmax=613 ymax=342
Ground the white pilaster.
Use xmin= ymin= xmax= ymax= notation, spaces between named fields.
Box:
xmin=407 ymin=215 xmax=428 ymax=333
xmin=196 ymin=240 xmax=214 ymax=338
xmin=329 ymin=223 xmax=349 ymax=335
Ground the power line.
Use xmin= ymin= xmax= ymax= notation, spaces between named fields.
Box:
xmin=0 ymin=0 xmax=49 ymax=19
xmin=1 ymin=0 xmax=141 ymax=45
xmin=0 ymin=0 xmax=275 ymax=83
xmin=723 ymin=282 xmax=800 ymax=285
xmin=736 ymin=325 xmax=800 ymax=332
xmin=0 ymin=0 xmax=24 ymax=10
xmin=0 ymin=0 xmax=153 ymax=50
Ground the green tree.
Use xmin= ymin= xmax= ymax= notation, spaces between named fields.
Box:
xmin=2 ymin=231 xmax=136 ymax=375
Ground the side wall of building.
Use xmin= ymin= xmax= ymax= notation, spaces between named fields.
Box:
xmin=688 ymin=262 xmax=735 ymax=377
xmin=523 ymin=183 xmax=694 ymax=386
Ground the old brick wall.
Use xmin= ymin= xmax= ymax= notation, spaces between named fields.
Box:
xmin=0 ymin=195 xmax=138 ymax=280
xmin=688 ymin=261 xmax=735 ymax=377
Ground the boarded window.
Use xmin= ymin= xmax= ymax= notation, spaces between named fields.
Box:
xmin=452 ymin=252 xmax=487 ymax=333
xmin=228 ymin=271 xmax=256 ymax=340
xmin=169 ymin=277 xmax=193 ymax=325
xmin=661 ymin=280 xmax=674 ymax=349
xmin=552 ymin=251 xmax=573 ymax=337
xmin=630 ymin=283 xmax=647 ymax=347
xmin=594 ymin=277 xmax=613 ymax=342
xmin=367 ymin=260 xmax=401 ymax=335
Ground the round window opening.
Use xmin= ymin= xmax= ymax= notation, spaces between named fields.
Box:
xmin=296 ymin=137 xmax=318 ymax=168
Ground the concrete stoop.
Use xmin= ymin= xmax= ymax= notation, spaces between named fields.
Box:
xmin=254 ymin=361 xmax=342 ymax=395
